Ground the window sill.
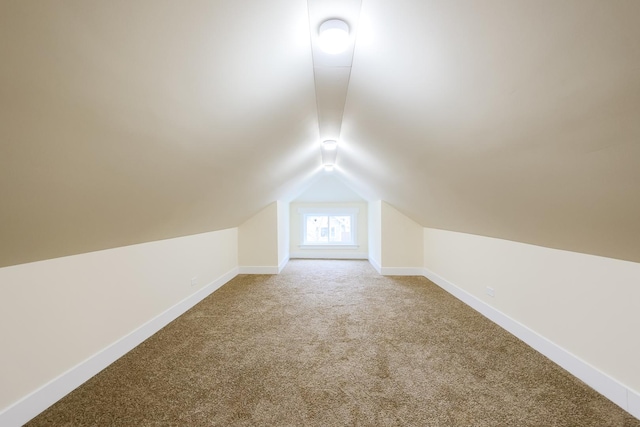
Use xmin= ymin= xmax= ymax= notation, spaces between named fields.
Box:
xmin=298 ymin=244 xmax=359 ymax=250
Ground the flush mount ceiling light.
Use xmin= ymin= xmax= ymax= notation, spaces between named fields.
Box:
xmin=322 ymin=140 xmax=338 ymax=150
xmin=318 ymin=19 xmax=350 ymax=54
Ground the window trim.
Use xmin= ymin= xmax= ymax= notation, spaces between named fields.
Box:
xmin=298 ymin=207 xmax=359 ymax=247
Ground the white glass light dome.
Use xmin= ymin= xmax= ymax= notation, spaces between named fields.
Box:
xmin=318 ymin=19 xmax=350 ymax=54
xmin=322 ymin=140 xmax=338 ymax=150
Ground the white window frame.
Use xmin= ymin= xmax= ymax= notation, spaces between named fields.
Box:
xmin=298 ymin=207 xmax=359 ymax=248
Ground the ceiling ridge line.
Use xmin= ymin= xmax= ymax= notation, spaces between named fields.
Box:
xmin=307 ymin=0 xmax=363 ymax=172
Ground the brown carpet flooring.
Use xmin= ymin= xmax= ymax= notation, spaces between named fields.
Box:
xmin=28 ymin=259 xmax=639 ymax=426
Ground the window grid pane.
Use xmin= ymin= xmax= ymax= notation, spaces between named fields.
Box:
xmin=304 ymin=213 xmax=353 ymax=245
xmin=329 ymin=216 xmax=351 ymax=243
xmin=305 ymin=215 xmax=329 ymax=243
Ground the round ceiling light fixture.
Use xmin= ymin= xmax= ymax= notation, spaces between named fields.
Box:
xmin=318 ymin=19 xmax=350 ymax=54
xmin=322 ymin=140 xmax=338 ymax=150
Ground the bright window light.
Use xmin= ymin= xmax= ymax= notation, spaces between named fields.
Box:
xmin=318 ymin=19 xmax=350 ymax=54
xmin=298 ymin=208 xmax=359 ymax=246
xmin=323 ymin=164 xmax=334 ymax=172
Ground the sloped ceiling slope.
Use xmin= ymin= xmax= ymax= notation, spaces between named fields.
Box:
xmin=0 ymin=1 xmax=319 ymax=267
xmin=293 ymin=174 xmax=365 ymax=203
xmin=341 ymin=0 xmax=640 ymax=262
xmin=2 ymin=1 xmax=640 ymax=268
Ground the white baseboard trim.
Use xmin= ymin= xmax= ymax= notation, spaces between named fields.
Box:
xmin=238 ymin=266 xmax=279 ymax=274
xmin=0 ymin=267 xmax=239 ymax=427
xmin=629 ymin=388 xmax=640 ymax=419
xmin=380 ymin=267 xmax=425 ymax=276
xmin=277 ymin=256 xmax=289 ymax=273
xmin=422 ymin=267 xmax=639 ymax=420
xmin=290 ymin=252 xmax=368 ymax=260
xmin=368 ymin=257 xmax=381 ymax=274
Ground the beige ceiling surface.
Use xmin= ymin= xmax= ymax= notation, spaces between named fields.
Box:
xmin=0 ymin=1 xmax=319 ymax=267
xmin=1 ymin=1 xmax=640 ymax=267
xmin=340 ymin=0 xmax=640 ymax=262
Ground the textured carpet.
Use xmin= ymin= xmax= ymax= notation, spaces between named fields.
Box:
xmin=28 ymin=260 xmax=639 ymax=426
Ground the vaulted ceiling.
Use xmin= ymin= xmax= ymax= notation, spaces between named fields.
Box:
xmin=1 ymin=0 xmax=639 ymax=268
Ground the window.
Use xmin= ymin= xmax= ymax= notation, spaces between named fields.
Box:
xmin=299 ymin=208 xmax=358 ymax=246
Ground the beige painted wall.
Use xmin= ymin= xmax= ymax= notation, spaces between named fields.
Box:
xmin=289 ymin=202 xmax=368 ymax=259
xmin=0 ymin=228 xmax=238 ymax=411
xmin=368 ymin=200 xmax=382 ymax=269
xmin=238 ymin=203 xmax=278 ymax=268
xmin=277 ymin=201 xmax=290 ymax=268
xmin=423 ymin=227 xmax=640 ymax=393
xmin=381 ymin=202 xmax=423 ymax=268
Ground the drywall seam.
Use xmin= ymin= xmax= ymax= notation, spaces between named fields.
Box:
xmin=422 ymin=267 xmax=638 ymax=419
xmin=0 ymin=267 xmax=239 ymax=427
xmin=290 ymin=252 xmax=368 ymax=260
xmin=380 ymin=267 xmax=425 ymax=276
xmin=368 ymin=257 xmax=382 ymax=274
xmin=238 ymin=266 xmax=279 ymax=274
xmin=277 ymin=256 xmax=290 ymax=273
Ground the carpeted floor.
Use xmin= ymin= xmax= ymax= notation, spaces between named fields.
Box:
xmin=28 ymin=260 xmax=639 ymax=426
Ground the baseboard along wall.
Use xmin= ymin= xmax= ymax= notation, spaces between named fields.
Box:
xmin=379 ymin=266 xmax=425 ymax=276
xmin=0 ymin=267 xmax=239 ymax=427
xmin=239 ymin=256 xmax=290 ymax=275
xmin=422 ymin=267 xmax=640 ymax=421
xmin=278 ymin=256 xmax=289 ymax=273
xmin=368 ymin=257 xmax=382 ymax=274
xmin=4 ymin=261 xmax=637 ymax=425
xmin=629 ymin=389 xmax=640 ymax=420
xmin=238 ymin=266 xmax=280 ymax=274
